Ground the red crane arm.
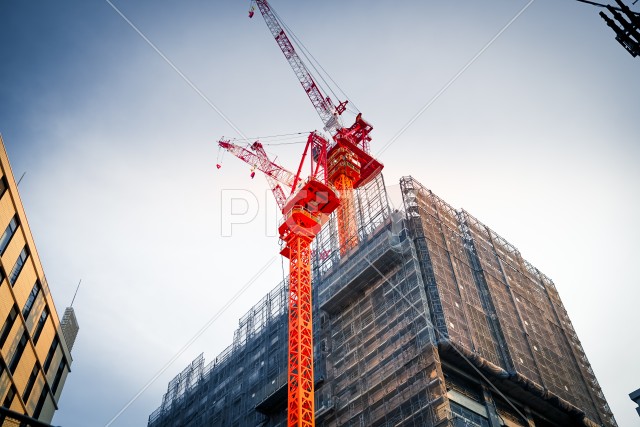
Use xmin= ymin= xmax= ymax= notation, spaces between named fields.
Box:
xmin=219 ymin=140 xmax=295 ymax=187
xmin=294 ymin=132 xmax=328 ymax=188
xmin=254 ymin=0 xmax=345 ymax=135
xmin=218 ymin=139 xmax=296 ymax=210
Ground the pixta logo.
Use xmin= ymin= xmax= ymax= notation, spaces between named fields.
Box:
xmin=220 ymin=183 xmax=404 ymax=237
xmin=219 ymin=189 xmax=278 ymax=237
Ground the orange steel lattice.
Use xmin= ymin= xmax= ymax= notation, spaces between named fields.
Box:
xmin=230 ymin=1 xmax=383 ymax=423
xmin=286 ymin=232 xmax=315 ymax=427
xmin=327 ymin=153 xmax=358 ymax=256
xmin=219 ymin=127 xmax=381 ymax=427
xmin=218 ymin=134 xmax=338 ymax=427
xmin=327 ymin=116 xmax=383 ymax=257
xmin=279 ymin=189 xmax=337 ymax=427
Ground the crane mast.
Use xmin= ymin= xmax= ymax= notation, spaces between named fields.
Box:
xmin=218 ymin=135 xmax=338 ymax=427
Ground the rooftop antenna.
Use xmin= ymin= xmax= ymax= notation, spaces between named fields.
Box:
xmin=70 ymin=279 xmax=81 ymax=307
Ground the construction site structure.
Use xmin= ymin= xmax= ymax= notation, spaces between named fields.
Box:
xmin=148 ymin=174 xmax=616 ymax=427
xmin=219 ymin=132 xmax=340 ymax=427
xmin=218 ymin=1 xmax=384 ymax=425
xmin=251 ymin=0 xmax=383 ymax=260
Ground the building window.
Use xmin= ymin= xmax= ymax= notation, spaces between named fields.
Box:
xmin=0 ymin=215 xmax=18 ymax=256
xmin=8 ymin=332 xmax=28 ymax=374
xmin=0 ymin=382 xmax=15 ymax=425
xmin=22 ymin=363 xmax=39 ymax=402
xmin=0 ymin=304 xmax=18 ymax=349
xmin=9 ymin=246 xmax=28 ymax=286
xmin=2 ymin=384 xmax=16 ymax=408
xmin=22 ymin=280 xmax=41 ymax=320
xmin=43 ymin=336 xmax=59 ymax=373
xmin=33 ymin=307 xmax=49 ymax=345
xmin=0 ymin=362 xmax=6 ymax=425
xmin=0 ymin=176 xmax=7 ymax=200
xmin=51 ymin=359 xmax=66 ymax=395
xmin=450 ymin=401 xmax=490 ymax=427
xmin=33 ymin=385 xmax=48 ymax=419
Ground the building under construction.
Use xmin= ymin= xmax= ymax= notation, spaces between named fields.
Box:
xmin=148 ymin=175 xmax=616 ymax=427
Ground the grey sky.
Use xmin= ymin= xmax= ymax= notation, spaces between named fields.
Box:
xmin=1 ymin=1 xmax=638 ymax=426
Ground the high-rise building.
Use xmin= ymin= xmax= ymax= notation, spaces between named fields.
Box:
xmin=0 ymin=136 xmax=75 ymax=425
xmin=630 ymin=388 xmax=640 ymax=417
xmin=61 ymin=308 xmax=79 ymax=353
xmin=148 ymin=175 xmax=615 ymax=427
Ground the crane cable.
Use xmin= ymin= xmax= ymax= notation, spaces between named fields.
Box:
xmin=271 ymin=7 xmax=342 ymax=107
xmin=220 ymin=131 xmax=311 ymax=170
xmin=270 ymin=5 xmax=362 ymax=116
xmin=228 ymin=131 xmax=311 ymax=146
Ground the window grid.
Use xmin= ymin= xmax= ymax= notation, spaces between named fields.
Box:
xmin=0 ymin=176 xmax=7 ymax=200
xmin=9 ymin=246 xmax=29 ymax=286
xmin=22 ymin=280 xmax=41 ymax=320
xmin=22 ymin=363 xmax=39 ymax=402
xmin=2 ymin=384 xmax=16 ymax=408
xmin=0 ymin=215 xmax=18 ymax=256
xmin=0 ymin=305 xmax=19 ymax=349
xmin=32 ymin=307 xmax=49 ymax=345
xmin=43 ymin=337 xmax=59 ymax=374
xmin=33 ymin=385 xmax=48 ymax=419
xmin=51 ymin=360 xmax=66 ymax=395
xmin=8 ymin=332 xmax=28 ymax=374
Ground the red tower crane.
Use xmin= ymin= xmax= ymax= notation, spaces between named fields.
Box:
xmin=218 ymin=134 xmax=338 ymax=427
xmin=220 ymin=2 xmax=384 ymax=426
xmin=252 ymin=0 xmax=383 ymax=257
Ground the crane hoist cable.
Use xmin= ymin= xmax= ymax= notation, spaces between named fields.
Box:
xmin=273 ymin=7 xmax=361 ymax=115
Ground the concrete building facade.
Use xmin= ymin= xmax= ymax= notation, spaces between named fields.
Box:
xmin=148 ymin=174 xmax=615 ymax=427
xmin=0 ymin=136 xmax=74 ymax=424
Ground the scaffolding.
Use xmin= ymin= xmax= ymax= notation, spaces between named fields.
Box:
xmin=399 ymin=176 xmax=616 ymax=427
xmin=148 ymin=175 xmax=616 ymax=427
xmin=312 ymin=176 xmax=450 ymax=426
xmin=148 ymin=281 xmax=290 ymax=427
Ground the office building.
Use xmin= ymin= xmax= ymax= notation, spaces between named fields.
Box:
xmin=0 ymin=136 xmax=75 ymax=424
xmin=148 ymin=174 xmax=615 ymax=427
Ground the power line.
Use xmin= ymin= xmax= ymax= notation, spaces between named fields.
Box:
xmin=104 ymin=256 xmax=277 ymax=426
xmin=596 ymin=0 xmax=640 ymax=56
xmin=262 ymin=140 xmax=307 ymax=146
xmin=574 ymin=0 xmax=640 ymax=15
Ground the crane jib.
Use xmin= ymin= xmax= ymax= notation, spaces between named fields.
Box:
xmin=255 ymin=0 xmax=342 ymax=133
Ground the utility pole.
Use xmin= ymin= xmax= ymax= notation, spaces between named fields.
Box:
xmin=599 ymin=0 xmax=640 ymax=57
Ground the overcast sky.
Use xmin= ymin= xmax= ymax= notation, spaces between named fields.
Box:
xmin=1 ymin=1 xmax=639 ymax=426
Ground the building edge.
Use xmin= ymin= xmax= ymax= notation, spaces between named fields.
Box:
xmin=0 ymin=134 xmax=74 ymax=423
